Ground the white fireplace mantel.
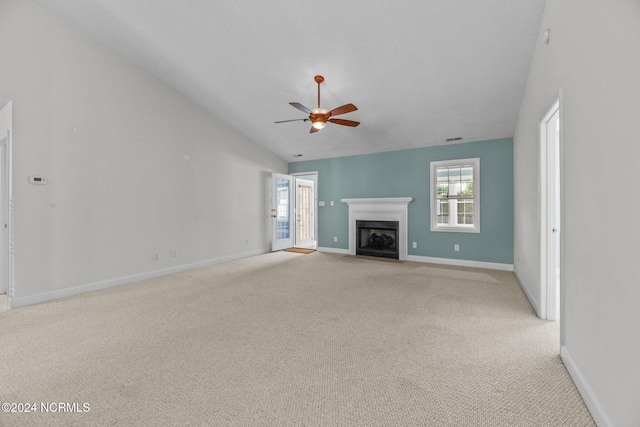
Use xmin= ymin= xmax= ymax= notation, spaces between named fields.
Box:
xmin=341 ymin=197 xmax=413 ymax=260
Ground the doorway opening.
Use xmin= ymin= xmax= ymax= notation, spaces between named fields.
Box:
xmin=271 ymin=171 xmax=317 ymax=252
xmin=540 ymin=97 xmax=561 ymax=322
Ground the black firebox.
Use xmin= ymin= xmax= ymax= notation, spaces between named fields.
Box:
xmin=356 ymin=220 xmax=400 ymax=259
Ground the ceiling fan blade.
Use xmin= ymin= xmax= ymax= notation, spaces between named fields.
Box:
xmin=290 ymin=102 xmax=311 ymax=114
xmin=274 ymin=118 xmax=309 ymax=123
xmin=328 ymin=118 xmax=360 ymax=127
xmin=310 ymin=126 xmax=320 ymax=134
xmin=329 ymin=103 xmax=357 ymax=117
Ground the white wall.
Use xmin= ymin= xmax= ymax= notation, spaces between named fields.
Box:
xmin=0 ymin=0 xmax=287 ymax=305
xmin=0 ymin=100 xmax=11 ymax=161
xmin=514 ymin=1 xmax=640 ymax=425
xmin=0 ymin=100 xmax=11 ymax=130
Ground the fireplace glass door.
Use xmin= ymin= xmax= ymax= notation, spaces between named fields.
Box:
xmin=356 ymin=220 xmax=400 ymax=259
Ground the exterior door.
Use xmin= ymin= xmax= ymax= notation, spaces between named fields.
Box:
xmin=294 ymin=178 xmax=315 ymax=248
xmin=271 ymin=173 xmax=293 ymax=251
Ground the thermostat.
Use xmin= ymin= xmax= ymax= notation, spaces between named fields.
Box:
xmin=29 ymin=176 xmax=47 ymax=185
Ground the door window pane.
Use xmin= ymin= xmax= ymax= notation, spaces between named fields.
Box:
xmin=298 ymin=186 xmax=311 ymax=241
xmin=276 ymin=178 xmax=290 ymax=240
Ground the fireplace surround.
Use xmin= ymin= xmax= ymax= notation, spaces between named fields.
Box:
xmin=341 ymin=197 xmax=413 ymax=261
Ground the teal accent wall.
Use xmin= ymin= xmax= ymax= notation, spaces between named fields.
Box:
xmin=289 ymin=138 xmax=513 ymax=264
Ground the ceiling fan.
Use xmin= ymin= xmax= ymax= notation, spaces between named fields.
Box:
xmin=275 ymin=75 xmax=360 ymax=133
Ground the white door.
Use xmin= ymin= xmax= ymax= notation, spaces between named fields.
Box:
xmin=294 ymin=178 xmax=315 ymax=248
xmin=271 ymin=173 xmax=294 ymax=251
xmin=540 ymin=99 xmax=561 ymax=321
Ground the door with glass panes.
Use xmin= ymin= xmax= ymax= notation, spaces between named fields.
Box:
xmin=271 ymin=173 xmax=316 ymax=251
xmin=294 ymin=178 xmax=314 ymax=248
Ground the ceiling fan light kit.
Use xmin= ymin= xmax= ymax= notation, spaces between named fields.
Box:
xmin=310 ymin=107 xmax=329 ymax=129
xmin=311 ymin=120 xmax=326 ymax=130
xmin=276 ymin=75 xmax=360 ymax=133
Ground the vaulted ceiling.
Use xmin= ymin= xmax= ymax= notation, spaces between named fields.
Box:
xmin=34 ymin=0 xmax=546 ymax=161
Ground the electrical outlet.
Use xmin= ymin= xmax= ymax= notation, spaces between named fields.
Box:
xmin=454 ymin=244 xmax=459 ymax=252
xmin=333 ymin=236 xmax=338 ymax=242
xmin=412 ymin=242 xmax=417 ymax=248
xmin=151 ymin=253 xmax=159 ymax=261
xmin=170 ymin=250 xmax=177 ymax=258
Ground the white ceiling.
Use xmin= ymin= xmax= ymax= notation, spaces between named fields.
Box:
xmin=34 ymin=0 xmax=546 ymax=161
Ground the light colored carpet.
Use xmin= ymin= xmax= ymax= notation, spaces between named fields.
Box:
xmin=0 ymin=252 xmax=595 ymax=426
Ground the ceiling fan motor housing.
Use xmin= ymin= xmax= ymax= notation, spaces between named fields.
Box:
xmin=310 ymin=107 xmax=329 ymax=129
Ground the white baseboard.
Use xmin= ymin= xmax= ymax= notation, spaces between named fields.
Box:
xmin=318 ymin=249 xmax=514 ymax=271
xmin=8 ymin=248 xmax=270 ymax=309
xmin=560 ymin=345 xmax=612 ymax=427
xmin=513 ymin=268 xmax=540 ymax=317
xmin=406 ymin=255 xmax=513 ymax=271
xmin=317 ymin=246 xmax=350 ymax=255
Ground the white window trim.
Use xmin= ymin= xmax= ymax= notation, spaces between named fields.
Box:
xmin=430 ymin=157 xmax=480 ymax=233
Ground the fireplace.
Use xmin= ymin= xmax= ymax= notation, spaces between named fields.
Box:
xmin=341 ymin=198 xmax=412 ymax=261
xmin=357 ymin=220 xmax=399 ymax=259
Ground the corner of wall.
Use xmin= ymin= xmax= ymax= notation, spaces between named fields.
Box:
xmin=560 ymin=345 xmax=613 ymax=427
xmin=513 ymin=267 xmax=540 ymax=317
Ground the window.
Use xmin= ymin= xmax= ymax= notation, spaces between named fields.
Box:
xmin=430 ymin=158 xmax=480 ymax=233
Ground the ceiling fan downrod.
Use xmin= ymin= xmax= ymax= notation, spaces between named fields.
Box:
xmin=315 ymin=75 xmax=324 ymax=108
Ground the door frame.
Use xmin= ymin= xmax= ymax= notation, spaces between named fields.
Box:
xmin=539 ymin=95 xmax=562 ymax=324
xmin=271 ymin=171 xmax=318 ymax=251
xmin=0 ymin=128 xmax=13 ymax=302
